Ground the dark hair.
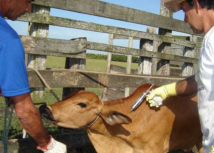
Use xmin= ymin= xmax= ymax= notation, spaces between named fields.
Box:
xmin=186 ymin=0 xmax=214 ymax=9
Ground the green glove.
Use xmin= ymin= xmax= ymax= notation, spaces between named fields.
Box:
xmin=146 ymin=82 xmax=177 ymax=107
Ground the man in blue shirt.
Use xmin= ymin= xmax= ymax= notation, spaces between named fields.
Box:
xmin=0 ymin=0 xmax=66 ymax=152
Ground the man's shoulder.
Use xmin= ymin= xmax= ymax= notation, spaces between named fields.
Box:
xmin=0 ymin=18 xmax=20 ymax=46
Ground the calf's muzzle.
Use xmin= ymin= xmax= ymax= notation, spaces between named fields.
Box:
xmin=39 ymin=104 xmax=55 ymax=121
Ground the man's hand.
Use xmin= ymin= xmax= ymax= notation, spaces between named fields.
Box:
xmin=37 ymin=136 xmax=67 ymax=153
xmin=146 ymin=82 xmax=177 ymax=107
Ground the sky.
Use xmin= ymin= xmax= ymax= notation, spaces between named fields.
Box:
xmin=7 ymin=0 xmax=186 ymax=54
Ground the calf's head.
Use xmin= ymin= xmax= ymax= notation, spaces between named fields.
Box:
xmin=39 ymin=91 xmax=132 ymax=129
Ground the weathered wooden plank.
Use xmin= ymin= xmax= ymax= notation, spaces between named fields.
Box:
xmin=106 ymin=34 xmax=114 ymax=74
xmin=27 ymin=5 xmax=50 ymax=106
xmin=126 ymin=37 xmax=133 ymax=74
xmin=101 ymin=34 xmax=114 ymax=100
xmin=110 ymin=64 xmax=181 ymax=77
xmin=27 ymin=70 xmax=185 ymax=88
xmin=111 ymin=65 xmax=138 ymax=74
xmin=125 ymin=37 xmax=133 ymax=97
xmin=154 ymin=1 xmax=172 ymax=76
xmin=20 ymin=36 xmax=197 ymax=63
xmin=114 ymin=35 xmax=195 ymax=48
xmin=86 ymin=42 xmax=198 ymax=64
xmin=63 ymin=38 xmax=86 ymax=98
xmin=138 ymin=27 xmax=156 ymax=75
xmin=18 ymin=14 xmax=195 ymax=48
xmin=20 ymin=36 xmax=86 ymax=58
xmin=182 ymin=36 xmax=197 ymax=76
xmin=32 ymin=0 xmax=193 ymax=34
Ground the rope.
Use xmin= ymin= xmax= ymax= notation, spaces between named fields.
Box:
xmin=27 ymin=67 xmax=60 ymax=101
xmin=2 ymin=98 xmax=14 ymax=153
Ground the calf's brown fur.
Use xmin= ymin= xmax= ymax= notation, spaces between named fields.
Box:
xmin=40 ymin=84 xmax=203 ymax=153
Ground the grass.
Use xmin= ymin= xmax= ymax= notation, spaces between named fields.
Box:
xmin=0 ymin=56 xmax=137 ymax=139
xmin=46 ymin=56 xmax=138 ymax=72
xmin=86 ymin=58 xmax=138 ymax=72
xmin=46 ymin=56 xmax=66 ymax=69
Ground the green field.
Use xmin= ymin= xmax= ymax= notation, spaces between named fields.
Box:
xmin=0 ymin=56 xmax=137 ymax=139
xmin=46 ymin=56 xmax=138 ymax=72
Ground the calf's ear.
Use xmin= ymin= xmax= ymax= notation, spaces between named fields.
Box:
xmin=99 ymin=107 xmax=132 ymax=126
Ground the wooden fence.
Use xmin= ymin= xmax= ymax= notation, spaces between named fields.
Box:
xmin=17 ymin=0 xmax=199 ymax=90
xmin=17 ymin=0 xmax=200 ymax=100
xmin=0 ymin=0 xmax=201 ymax=152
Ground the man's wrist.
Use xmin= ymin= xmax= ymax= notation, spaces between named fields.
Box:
xmin=37 ymin=135 xmax=67 ymax=153
xmin=37 ymin=135 xmax=52 ymax=151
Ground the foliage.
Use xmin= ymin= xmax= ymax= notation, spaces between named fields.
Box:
xmin=86 ymin=54 xmax=107 ymax=60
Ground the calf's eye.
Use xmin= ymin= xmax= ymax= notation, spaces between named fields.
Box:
xmin=77 ymin=103 xmax=87 ymax=108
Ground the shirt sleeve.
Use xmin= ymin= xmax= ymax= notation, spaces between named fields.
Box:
xmin=0 ymin=39 xmax=30 ymax=97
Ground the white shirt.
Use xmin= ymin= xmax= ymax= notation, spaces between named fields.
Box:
xmin=196 ymin=26 xmax=214 ymax=153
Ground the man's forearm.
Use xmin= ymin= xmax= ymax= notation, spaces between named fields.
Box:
xmin=11 ymin=93 xmax=50 ymax=147
xmin=176 ymin=75 xmax=197 ymax=96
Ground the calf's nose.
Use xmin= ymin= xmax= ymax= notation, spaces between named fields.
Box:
xmin=39 ymin=104 xmax=55 ymax=121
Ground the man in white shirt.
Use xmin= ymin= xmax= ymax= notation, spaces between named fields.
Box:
xmin=147 ymin=0 xmax=214 ymax=152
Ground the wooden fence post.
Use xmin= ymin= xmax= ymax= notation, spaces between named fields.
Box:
xmin=138 ymin=27 xmax=157 ymax=75
xmin=62 ymin=38 xmax=87 ymax=98
xmin=106 ymin=34 xmax=114 ymax=74
xmin=152 ymin=0 xmax=172 ymax=76
xmin=27 ymin=5 xmax=50 ymax=100
xmin=182 ymin=36 xmax=197 ymax=76
xmin=25 ymin=5 xmax=50 ymax=138
xmin=192 ymin=35 xmax=199 ymax=74
xmin=125 ymin=37 xmax=133 ymax=97
xmin=101 ymin=34 xmax=114 ymax=100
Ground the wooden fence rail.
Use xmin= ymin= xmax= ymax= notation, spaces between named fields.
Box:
xmin=27 ymin=69 xmax=184 ymax=88
xmin=18 ymin=14 xmax=195 ymax=48
xmin=21 ymin=36 xmax=86 ymax=58
xmin=32 ymin=0 xmax=193 ymax=34
xmin=86 ymin=41 xmax=198 ymax=63
xmin=20 ymin=36 xmax=198 ymax=64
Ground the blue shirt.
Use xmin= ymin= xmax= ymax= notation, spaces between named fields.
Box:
xmin=0 ymin=12 xmax=30 ymax=97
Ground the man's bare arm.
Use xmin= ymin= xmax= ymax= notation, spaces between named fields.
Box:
xmin=176 ymin=75 xmax=198 ymax=96
xmin=147 ymin=75 xmax=198 ymax=107
xmin=11 ymin=93 xmax=50 ymax=147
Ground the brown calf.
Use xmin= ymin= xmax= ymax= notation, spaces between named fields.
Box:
xmin=40 ymin=84 xmax=203 ymax=153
